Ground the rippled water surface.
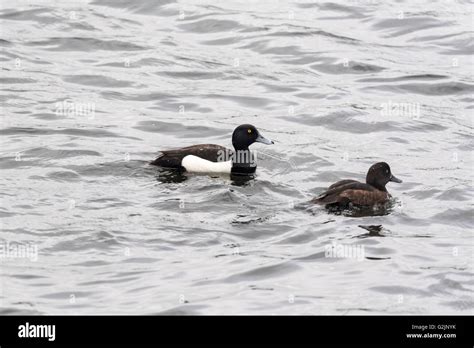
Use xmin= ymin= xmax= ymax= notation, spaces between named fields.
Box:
xmin=1 ymin=0 xmax=473 ymax=314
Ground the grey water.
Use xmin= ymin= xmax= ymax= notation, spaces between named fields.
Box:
xmin=0 ymin=0 xmax=473 ymax=315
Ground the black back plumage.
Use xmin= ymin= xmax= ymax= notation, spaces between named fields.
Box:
xmin=151 ymin=144 xmax=232 ymax=169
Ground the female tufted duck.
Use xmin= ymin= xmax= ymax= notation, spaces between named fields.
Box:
xmin=312 ymin=162 xmax=402 ymax=209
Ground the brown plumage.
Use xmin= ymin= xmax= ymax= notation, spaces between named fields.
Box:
xmin=312 ymin=162 xmax=402 ymax=209
xmin=339 ymin=189 xmax=389 ymax=206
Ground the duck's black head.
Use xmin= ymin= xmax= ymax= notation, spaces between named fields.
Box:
xmin=366 ymin=162 xmax=402 ymax=191
xmin=232 ymin=124 xmax=273 ymax=150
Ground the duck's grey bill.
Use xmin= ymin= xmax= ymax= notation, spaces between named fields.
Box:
xmin=255 ymin=133 xmax=274 ymax=145
xmin=390 ymin=174 xmax=402 ymax=183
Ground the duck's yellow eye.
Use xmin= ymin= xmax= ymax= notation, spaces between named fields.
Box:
xmin=248 ymin=129 xmax=252 ymax=134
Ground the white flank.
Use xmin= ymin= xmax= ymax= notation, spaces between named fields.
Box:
xmin=182 ymin=155 xmax=232 ymax=174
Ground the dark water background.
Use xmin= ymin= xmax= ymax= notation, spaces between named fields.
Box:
xmin=0 ymin=0 xmax=473 ymax=314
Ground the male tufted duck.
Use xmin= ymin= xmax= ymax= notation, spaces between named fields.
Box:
xmin=150 ymin=124 xmax=273 ymax=175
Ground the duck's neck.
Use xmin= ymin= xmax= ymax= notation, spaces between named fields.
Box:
xmin=231 ymin=148 xmax=257 ymax=175
xmin=368 ymin=181 xmax=387 ymax=192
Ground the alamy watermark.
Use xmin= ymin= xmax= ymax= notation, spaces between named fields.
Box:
xmin=325 ymin=242 xmax=365 ymax=261
xmin=0 ymin=241 xmax=38 ymax=262
xmin=381 ymin=100 xmax=420 ymax=119
xmin=217 ymin=149 xmax=258 ymax=167
xmin=55 ymin=100 xmax=95 ymax=119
